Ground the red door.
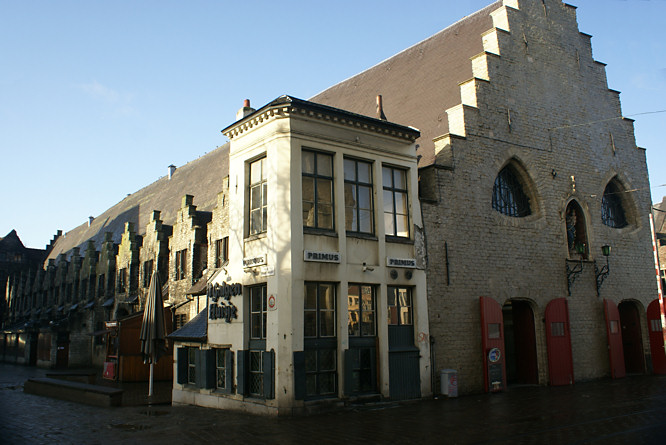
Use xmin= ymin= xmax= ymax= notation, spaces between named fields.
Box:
xmin=480 ymin=297 xmax=506 ymax=392
xmin=647 ymin=299 xmax=666 ymax=374
xmin=604 ymin=299 xmax=626 ymax=379
xmin=544 ymin=298 xmax=574 ymax=385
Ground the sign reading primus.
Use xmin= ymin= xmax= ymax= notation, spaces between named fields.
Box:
xmin=208 ymin=282 xmax=242 ymax=323
xmin=386 ymin=257 xmax=417 ymax=268
xmin=304 ymin=250 xmax=340 ymax=263
xmin=243 ymin=255 xmax=266 ymax=268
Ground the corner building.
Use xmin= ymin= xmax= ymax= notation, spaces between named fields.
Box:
xmin=171 ymin=97 xmax=431 ymax=414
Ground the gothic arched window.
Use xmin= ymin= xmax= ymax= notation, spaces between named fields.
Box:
xmin=565 ymin=200 xmax=588 ymax=258
xmin=601 ymin=179 xmax=628 ymax=228
xmin=492 ymin=164 xmax=531 ymax=217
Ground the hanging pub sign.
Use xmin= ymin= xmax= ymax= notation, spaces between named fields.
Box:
xmin=208 ymin=282 xmax=243 ymax=323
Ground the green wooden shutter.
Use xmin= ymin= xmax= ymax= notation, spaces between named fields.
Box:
xmin=263 ymin=349 xmax=275 ymax=399
xmin=176 ymin=347 xmax=188 ymax=384
xmin=293 ymin=351 xmax=306 ymax=400
xmin=196 ymin=349 xmax=215 ymax=389
xmin=236 ymin=350 xmax=247 ymax=396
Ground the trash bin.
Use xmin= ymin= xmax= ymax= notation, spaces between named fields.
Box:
xmin=440 ymin=369 xmax=458 ymax=397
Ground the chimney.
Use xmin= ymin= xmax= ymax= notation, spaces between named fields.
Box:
xmin=236 ymin=99 xmax=256 ymax=121
xmin=168 ymin=164 xmax=176 ymax=179
xmin=376 ymin=95 xmax=387 ymax=120
xmin=88 ymin=216 xmax=95 ymax=227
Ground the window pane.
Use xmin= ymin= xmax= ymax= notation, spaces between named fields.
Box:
xmin=320 ymin=312 xmax=335 ymax=337
xmin=319 ymin=285 xmax=335 ymax=309
xmin=395 ymin=191 xmax=407 ymax=215
xmin=304 ymin=283 xmax=317 ymax=309
xmin=358 ymin=210 xmax=372 ymax=233
xmin=344 ymin=159 xmax=356 ymax=181
xmin=319 ymin=205 xmax=333 ymax=229
xmin=318 ymin=154 xmax=332 ymax=176
xmin=383 ymin=190 xmax=394 ymax=213
xmin=305 ymin=312 xmax=317 ymax=337
xmin=302 ymin=151 xmax=315 ymax=174
xmin=320 ymin=349 xmax=336 ymax=371
xmin=393 ymin=169 xmax=406 ymax=189
xmin=358 ymin=186 xmax=372 ymax=210
xmin=250 ymin=186 xmax=261 ymax=210
xmin=382 ymin=166 xmax=392 ymax=188
xmin=305 ymin=350 xmax=317 ymax=372
xmin=250 ymin=159 xmax=262 ymax=184
xmin=385 ymin=212 xmax=395 ymax=237
xmin=396 ymin=214 xmax=409 ymax=237
xmin=357 ymin=162 xmax=371 ymax=184
xmin=317 ymin=179 xmax=332 ymax=204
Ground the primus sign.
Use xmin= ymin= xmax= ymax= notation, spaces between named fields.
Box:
xmin=208 ymin=282 xmax=243 ymax=323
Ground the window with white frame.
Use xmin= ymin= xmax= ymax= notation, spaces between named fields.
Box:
xmin=249 ymin=157 xmax=268 ymax=235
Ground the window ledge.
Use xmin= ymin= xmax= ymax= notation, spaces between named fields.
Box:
xmin=345 ymin=232 xmax=378 ymax=241
xmin=244 ymin=233 xmax=267 ymax=242
xmin=385 ymin=236 xmax=413 ymax=245
xmin=304 ymin=228 xmax=338 ymax=238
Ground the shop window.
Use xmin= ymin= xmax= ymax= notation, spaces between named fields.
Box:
xmin=344 ymin=158 xmax=374 ymax=234
xmin=302 ymin=149 xmax=334 ymax=230
xmin=214 ymin=237 xmax=229 ymax=268
xmin=175 ymin=249 xmax=187 ymax=281
xmin=565 ymin=200 xmax=588 ymax=259
xmin=492 ymin=163 xmax=531 ymax=217
xmin=347 ymin=284 xmax=376 ymax=337
xmin=249 ymin=157 xmax=267 ymax=236
xmin=383 ymin=166 xmax=409 ymax=238
xmin=601 ymin=179 xmax=628 ymax=228
xmin=303 ymin=282 xmax=337 ymax=398
xmin=142 ymin=260 xmax=153 ymax=288
xmin=387 ymin=286 xmax=413 ymax=326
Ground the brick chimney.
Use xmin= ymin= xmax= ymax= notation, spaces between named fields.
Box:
xmin=236 ymin=99 xmax=256 ymax=121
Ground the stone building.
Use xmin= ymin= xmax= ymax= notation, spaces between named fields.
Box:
xmin=2 ymin=0 xmax=664 ymax=412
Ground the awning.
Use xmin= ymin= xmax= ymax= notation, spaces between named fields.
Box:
xmin=68 ymin=303 xmax=79 ymax=312
xmin=125 ymin=295 xmax=139 ymax=304
xmin=84 ymin=300 xmax=95 ymax=309
xmin=102 ymin=298 xmax=115 ymax=308
xmin=57 ymin=305 xmax=65 ymax=312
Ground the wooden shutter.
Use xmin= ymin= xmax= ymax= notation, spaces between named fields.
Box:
xmin=224 ymin=349 xmax=234 ymax=394
xmin=263 ymin=350 xmax=275 ymax=399
xmin=176 ymin=347 xmax=188 ymax=384
xmin=293 ymin=351 xmax=306 ymax=400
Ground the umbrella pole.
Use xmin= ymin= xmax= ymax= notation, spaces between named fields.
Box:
xmin=148 ymin=362 xmax=154 ymax=397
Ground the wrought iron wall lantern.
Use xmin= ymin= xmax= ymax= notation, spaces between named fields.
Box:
xmin=566 ymin=243 xmax=586 ymax=296
xmin=595 ymin=245 xmax=611 ymax=296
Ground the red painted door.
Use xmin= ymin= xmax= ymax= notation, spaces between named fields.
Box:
xmin=480 ymin=297 xmax=506 ymax=392
xmin=647 ymin=299 xmax=666 ymax=374
xmin=604 ymin=299 xmax=626 ymax=379
xmin=544 ymin=298 xmax=574 ymax=385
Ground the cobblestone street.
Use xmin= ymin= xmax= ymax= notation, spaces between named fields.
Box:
xmin=2 ymin=363 xmax=666 ymax=444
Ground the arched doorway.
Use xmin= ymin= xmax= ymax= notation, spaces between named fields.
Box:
xmin=502 ymin=300 xmax=538 ymax=385
xmin=618 ymin=301 xmax=645 ymax=374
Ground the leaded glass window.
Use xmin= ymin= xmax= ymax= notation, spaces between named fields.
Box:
xmin=249 ymin=350 xmax=263 ymax=396
xmin=601 ymin=180 xmax=628 ymax=228
xmin=304 ymin=282 xmax=337 ymax=398
xmin=492 ymin=165 xmax=531 ymax=217
xmin=216 ymin=349 xmax=227 ymax=390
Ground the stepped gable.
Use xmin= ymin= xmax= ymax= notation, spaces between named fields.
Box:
xmin=46 ymin=144 xmax=230 ymax=263
xmin=310 ymin=1 xmax=500 ymax=167
xmin=655 ymin=196 xmax=666 ymax=234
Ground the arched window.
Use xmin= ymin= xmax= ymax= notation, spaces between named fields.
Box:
xmin=565 ymin=200 xmax=588 ymax=258
xmin=492 ymin=164 xmax=531 ymax=217
xmin=601 ymin=179 xmax=628 ymax=228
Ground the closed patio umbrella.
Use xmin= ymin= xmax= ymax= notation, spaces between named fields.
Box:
xmin=140 ymin=271 xmax=167 ymax=397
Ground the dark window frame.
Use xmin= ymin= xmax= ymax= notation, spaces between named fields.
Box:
xmin=248 ymin=157 xmax=268 ymax=236
xmin=214 ymin=237 xmax=229 ymax=268
xmin=302 ymin=149 xmax=335 ymax=231
xmin=175 ymin=249 xmax=187 ymax=281
xmin=492 ymin=164 xmax=531 ymax=217
xmin=382 ymin=165 xmax=410 ymax=238
xmin=344 ymin=158 xmax=375 ymax=234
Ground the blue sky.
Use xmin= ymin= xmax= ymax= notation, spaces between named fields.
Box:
xmin=1 ymin=0 xmax=664 ymax=248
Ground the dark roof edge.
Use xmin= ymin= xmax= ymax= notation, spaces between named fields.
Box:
xmin=222 ymin=95 xmax=421 ymax=139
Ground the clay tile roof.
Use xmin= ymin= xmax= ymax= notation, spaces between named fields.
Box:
xmin=310 ymin=1 xmax=500 ymax=168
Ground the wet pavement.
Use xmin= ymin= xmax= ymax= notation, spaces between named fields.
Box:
xmin=1 ymin=363 xmax=666 ymax=444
